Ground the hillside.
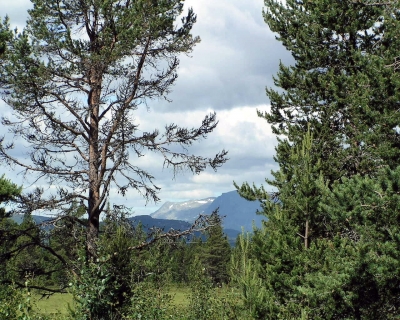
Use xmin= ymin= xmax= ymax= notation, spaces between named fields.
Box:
xmin=151 ymin=190 xmax=265 ymax=231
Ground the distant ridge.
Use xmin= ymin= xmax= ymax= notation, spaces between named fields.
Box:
xmin=9 ymin=213 xmax=52 ymax=225
xmin=8 ymin=213 xmax=240 ymax=245
xmin=151 ymin=197 xmax=215 ymax=222
xmin=151 ymin=190 xmax=265 ymax=231
xmin=7 ymin=190 xmax=265 ymax=244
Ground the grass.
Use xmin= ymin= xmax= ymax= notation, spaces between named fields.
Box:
xmin=169 ymin=285 xmax=191 ymax=307
xmin=31 ymin=286 xmax=190 ymax=315
xmin=31 ymin=284 xmax=241 ymax=316
xmin=32 ymin=291 xmax=74 ymax=316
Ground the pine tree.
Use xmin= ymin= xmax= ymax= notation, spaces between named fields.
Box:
xmin=238 ymin=135 xmax=400 ymax=318
xmin=0 ymin=0 xmax=227 ymax=257
xmin=235 ymin=2 xmax=400 ymax=317
xmin=202 ymin=213 xmax=231 ymax=285
xmin=313 ymin=167 xmax=400 ymax=318
xmin=0 ymin=175 xmax=22 ymax=286
xmin=262 ymin=0 xmax=400 ymax=182
xmin=0 ymin=17 xmax=12 ymax=59
xmin=0 ymin=175 xmax=21 ymax=217
xmin=237 ymin=129 xmax=329 ymax=318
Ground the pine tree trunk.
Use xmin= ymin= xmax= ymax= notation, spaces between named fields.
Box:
xmin=87 ymin=63 xmax=102 ymax=258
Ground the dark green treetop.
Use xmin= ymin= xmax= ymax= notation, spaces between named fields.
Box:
xmin=0 ymin=17 xmax=11 ymax=57
xmin=234 ymin=1 xmax=400 ymax=318
xmin=202 ymin=212 xmax=231 ymax=284
xmin=262 ymin=0 xmax=400 ymax=182
xmin=0 ymin=175 xmax=21 ymax=217
xmin=296 ymin=167 xmax=400 ymax=318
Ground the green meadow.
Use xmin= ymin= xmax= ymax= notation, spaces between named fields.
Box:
xmin=31 ymin=286 xmax=238 ymax=316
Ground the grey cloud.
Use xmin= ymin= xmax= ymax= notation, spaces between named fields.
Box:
xmin=148 ymin=0 xmax=293 ymax=112
xmin=2 ymin=0 xmax=32 ymax=31
xmin=0 ymin=0 xmax=283 ymax=211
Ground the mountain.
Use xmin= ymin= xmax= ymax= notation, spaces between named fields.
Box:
xmin=9 ymin=213 xmax=52 ymax=225
xmin=204 ymin=191 xmax=264 ymax=231
xmin=150 ymin=190 xmax=265 ymax=231
xmin=151 ymin=197 xmax=215 ymax=221
xmin=129 ymin=214 xmax=192 ymax=231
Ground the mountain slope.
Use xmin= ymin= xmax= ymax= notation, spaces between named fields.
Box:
xmin=151 ymin=190 xmax=265 ymax=231
xmin=151 ymin=197 xmax=215 ymax=221
xmin=204 ymin=191 xmax=264 ymax=231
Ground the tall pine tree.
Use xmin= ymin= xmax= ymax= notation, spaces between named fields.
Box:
xmin=237 ymin=128 xmax=329 ymax=318
xmin=202 ymin=212 xmax=231 ymax=285
xmin=262 ymin=0 xmax=400 ymax=183
xmin=236 ymin=2 xmax=400 ymax=317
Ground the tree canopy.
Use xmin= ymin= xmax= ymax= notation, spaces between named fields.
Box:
xmin=235 ymin=1 xmax=400 ymax=318
xmin=0 ymin=175 xmax=21 ymax=217
xmin=262 ymin=0 xmax=400 ymax=183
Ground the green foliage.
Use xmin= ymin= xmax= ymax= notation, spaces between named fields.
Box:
xmin=202 ymin=213 xmax=231 ymax=285
xmin=69 ymin=255 xmax=113 ymax=319
xmin=70 ymin=212 xmax=187 ymax=319
xmin=47 ymin=202 xmax=86 ymax=289
xmin=126 ymin=277 xmax=175 ymax=320
xmin=70 ymin=217 xmax=143 ymax=319
xmin=0 ymin=282 xmax=58 ymax=320
xmin=0 ymin=17 xmax=12 ymax=58
xmin=237 ymin=141 xmax=400 ymax=318
xmin=233 ymin=1 xmax=400 ymax=318
xmin=0 ymin=284 xmax=22 ymax=319
xmin=230 ymin=231 xmax=264 ymax=318
xmin=262 ymin=0 xmax=400 ymax=181
xmin=186 ymin=258 xmax=215 ymax=319
xmin=184 ymin=258 xmax=238 ymax=320
xmin=0 ymin=174 xmax=21 ymax=217
xmin=312 ymin=167 xmax=400 ymax=318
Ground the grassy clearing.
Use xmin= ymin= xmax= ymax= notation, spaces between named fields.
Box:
xmin=32 ymin=291 xmax=74 ymax=316
xmin=169 ymin=285 xmax=191 ymax=307
xmin=32 ymin=286 xmax=192 ymax=314
xmin=31 ymin=285 xmax=241 ymax=316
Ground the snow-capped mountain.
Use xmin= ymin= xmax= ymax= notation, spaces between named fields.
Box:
xmin=150 ymin=191 xmax=265 ymax=231
xmin=150 ymin=197 xmax=215 ymax=222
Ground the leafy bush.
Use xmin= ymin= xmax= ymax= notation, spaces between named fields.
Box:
xmin=0 ymin=284 xmax=21 ymax=319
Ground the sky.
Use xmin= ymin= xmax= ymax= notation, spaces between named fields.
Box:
xmin=0 ymin=0 xmax=293 ymax=216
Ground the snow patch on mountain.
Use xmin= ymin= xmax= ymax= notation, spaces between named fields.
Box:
xmin=150 ymin=197 xmax=216 ymax=222
xmin=150 ymin=191 xmax=266 ymax=231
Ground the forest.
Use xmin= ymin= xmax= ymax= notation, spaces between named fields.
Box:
xmin=1 ymin=0 xmax=400 ymax=319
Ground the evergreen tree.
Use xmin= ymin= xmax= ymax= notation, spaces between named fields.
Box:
xmin=202 ymin=213 xmax=231 ymax=285
xmin=235 ymin=1 xmax=400 ymax=318
xmin=0 ymin=0 xmax=227 ymax=257
xmin=237 ymin=129 xmax=329 ymax=318
xmin=262 ymin=0 xmax=400 ymax=182
xmin=312 ymin=167 xmax=400 ymax=318
xmin=0 ymin=17 xmax=12 ymax=59
xmin=238 ymin=134 xmax=400 ymax=318
xmin=0 ymin=175 xmax=21 ymax=217
xmin=0 ymin=175 xmax=22 ymax=283
xmin=230 ymin=231 xmax=265 ymax=318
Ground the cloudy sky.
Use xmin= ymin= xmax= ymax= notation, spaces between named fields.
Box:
xmin=0 ymin=0 xmax=293 ymax=215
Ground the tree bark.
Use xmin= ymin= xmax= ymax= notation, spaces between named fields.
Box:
xmin=87 ymin=61 xmax=102 ymax=258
